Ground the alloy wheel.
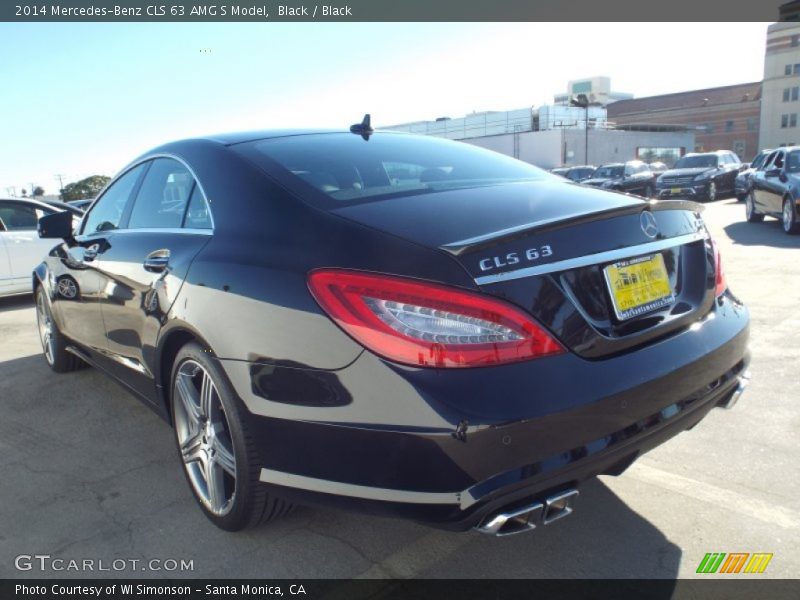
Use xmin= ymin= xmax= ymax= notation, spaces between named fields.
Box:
xmin=784 ymin=199 xmax=796 ymax=233
xmin=707 ymin=181 xmax=716 ymax=202
xmin=746 ymin=196 xmax=754 ymax=220
xmin=36 ymin=292 xmax=55 ymax=366
xmin=173 ymin=360 xmax=237 ymax=516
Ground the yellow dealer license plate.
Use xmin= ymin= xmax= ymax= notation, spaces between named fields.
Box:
xmin=603 ymin=253 xmax=675 ymax=320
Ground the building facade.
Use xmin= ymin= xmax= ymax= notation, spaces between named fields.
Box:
xmin=759 ymin=21 xmax=800 ymax=150
xmin=607 ymin=82 xmax=762 ymax=160
xmin=553 ymin=76 xmax=634 ymax=106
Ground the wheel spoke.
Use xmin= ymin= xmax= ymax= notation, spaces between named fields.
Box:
xmin=206 ymin=461 xmax=226 ymax=512
xmin=180 ymin=431 xmax=205 ymax=464
xmin=199 ymin=370 xmax=215 ymax=420
xmin=175 ymin=372 xmax=203 ymax=426
xmin=213 ymin=439 xmax=236 ymax=476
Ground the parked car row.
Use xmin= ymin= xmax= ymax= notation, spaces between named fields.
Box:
xmin=745 ymin=146 xmax=800 ymax=234
xmin=551 ymin=150 xmax=746 ymax=202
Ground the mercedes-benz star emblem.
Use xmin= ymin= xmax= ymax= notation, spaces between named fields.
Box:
xmin=640 ymin=211 xmax=659 ymax=239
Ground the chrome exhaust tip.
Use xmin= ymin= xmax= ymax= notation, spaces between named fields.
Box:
xmin=543 ymin=489 xmax=579 ymax=524
xmin=476 ymin=502 xmax=544 ymax=537
xmin=721 ymin=371 xmax=750 ymax=410
xmin=476 ymin=488 xmax=579 ymax=536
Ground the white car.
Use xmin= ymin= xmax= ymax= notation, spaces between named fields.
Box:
xmin=0 ymin=198 xmax=82 ymax=297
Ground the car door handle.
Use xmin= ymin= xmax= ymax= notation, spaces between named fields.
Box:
xmin=143 ymin=249 xmax=170 ymax=273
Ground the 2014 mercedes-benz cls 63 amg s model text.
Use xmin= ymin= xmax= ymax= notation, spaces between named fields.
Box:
xmin=34 ymin=120 xmax=750 ymax=535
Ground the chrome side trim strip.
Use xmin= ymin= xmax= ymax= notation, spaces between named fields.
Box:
xmin=259 ymin=468 xmax=466 ymax=507
xmin=474 ymin=231 xmax=708 ymax=285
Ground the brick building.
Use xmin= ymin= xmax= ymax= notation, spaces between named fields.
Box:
xmin=607 ymin=82 xmax=762 ymax=161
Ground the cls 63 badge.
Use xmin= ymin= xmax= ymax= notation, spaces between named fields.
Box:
xmin=478 ymin=245 xmax=554 ymax=271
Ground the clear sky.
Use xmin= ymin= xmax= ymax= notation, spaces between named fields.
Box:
xmin=0 ymin=22 xmax=768 ymax=196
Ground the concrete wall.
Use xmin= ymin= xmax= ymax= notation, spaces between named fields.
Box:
xmin=461 ymin=130 xmax=565 ymax=169
xmin=460 ymin=129 xmax=694 ymax=169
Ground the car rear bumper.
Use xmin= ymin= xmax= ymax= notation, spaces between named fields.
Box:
xmin=221 ymin=293 xmax=750 ymax=530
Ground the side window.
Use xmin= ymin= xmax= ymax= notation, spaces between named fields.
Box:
xmin=83 ymin=164 xmax=146 ymax=234
xmin=183 ymin=186 xmax=213 ymax=229
xmin=773 ymin=152 xmax=785 ymax=170
xmin=128 ymin=158 xmax=194 ymax=230
xmin=0 ymin=204 xmax=42 ymax=231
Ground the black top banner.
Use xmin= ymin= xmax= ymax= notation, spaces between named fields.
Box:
xmin=0 ymin=0 xmax=792 ymax=22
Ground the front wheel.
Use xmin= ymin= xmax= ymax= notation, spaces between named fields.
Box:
xmin=745 ymin=192 xmax=764 ymax=223
xmin=170 ymin=341 xmax=292 ymax=531
xmin=35 ymin=286 xmax=84 ymax=373
xmin=783 ymin=197 xmax=800 ymax=234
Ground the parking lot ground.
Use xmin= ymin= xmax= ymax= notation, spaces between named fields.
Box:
xmin=1 ymin=197 xmax=798 ymax=579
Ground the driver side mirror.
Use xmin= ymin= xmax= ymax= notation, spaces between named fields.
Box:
xmin=38 ymin=210 xmax=74 ymax=240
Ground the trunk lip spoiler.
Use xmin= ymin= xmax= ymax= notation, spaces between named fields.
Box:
xmin=474 ymin=230 xmax=708 ymax=286
xmin=440 ymin=199 xmax=703 ymax=257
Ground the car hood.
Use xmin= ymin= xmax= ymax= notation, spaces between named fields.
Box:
xmin=329 ymin=180 xmax=643 ymax=250
xmin=581 ymin=176 xmax=619 ymax=186
xmin=660 ymin=167 xmax=715 ymax=178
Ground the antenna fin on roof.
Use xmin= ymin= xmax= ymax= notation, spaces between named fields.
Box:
xmin=350 ymin=114 xmax=374 ymax=140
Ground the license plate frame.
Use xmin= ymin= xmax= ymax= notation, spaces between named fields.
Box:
xmin=603 ymin=253 xmax=675 ymax=321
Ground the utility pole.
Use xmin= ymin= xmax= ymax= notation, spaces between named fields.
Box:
xmin=55 ymin=174 xmax=65 ymax=196
xmin=570 ymin=93 xmax=602 ymax=165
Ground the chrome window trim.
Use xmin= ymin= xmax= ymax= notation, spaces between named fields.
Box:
xmin=473 ymin=231 xmax=708 ymax=285
xmin=111 ymin=227 xmax=213 ymax=236
xmin=81 ymin=153 xmax=215 ymax=236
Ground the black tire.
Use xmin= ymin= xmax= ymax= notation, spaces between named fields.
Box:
xmin=170 ymin=341 xmax=292 ymax=531
xmin=736 ymin=194 xmax=747 ymax=203
xmin=745 ymin=192 xmax=764 ymax=223
xmin=783 ymin=197 xmax=800 ymax=234
xmin=35 ymin=285 xmax=85 ymax=373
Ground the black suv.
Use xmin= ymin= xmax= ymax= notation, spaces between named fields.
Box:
xmin=656 ymin=151 xmax=742 ymax=202
xmin=581 ymin=161 xmax=656 ymax=197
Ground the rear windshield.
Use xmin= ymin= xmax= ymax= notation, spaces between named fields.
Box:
xmin=674 ymin=155 xmax=718 ymax=169
xmin=233 ymin=133 xmax=549 ymax=206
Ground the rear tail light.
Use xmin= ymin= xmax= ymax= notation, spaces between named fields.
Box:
xmin=307 ymin=269 xmax=564 ymax=368
xmin=710 ymin=238 xmax=727 ymax=296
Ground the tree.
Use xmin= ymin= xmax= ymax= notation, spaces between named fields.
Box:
xmin=60 ymin=175 xmax=111 ymax=201
xmin=20 ymin=189 xmax=27 ymax=197
xmin=32 ymin=186 xmax=45 ymax=197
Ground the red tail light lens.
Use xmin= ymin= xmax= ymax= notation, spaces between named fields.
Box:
xmin=307 ymin=269 xmax=564 ymax=368
xmin=711 ymin=239 xmax=727 ymax=296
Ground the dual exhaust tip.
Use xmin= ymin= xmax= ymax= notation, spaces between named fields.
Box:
xmin=476 ymin=489 xmax=579 ymax=537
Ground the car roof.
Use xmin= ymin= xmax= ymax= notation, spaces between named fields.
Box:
xmin=199 ymin=128 xmax=411 ymax=146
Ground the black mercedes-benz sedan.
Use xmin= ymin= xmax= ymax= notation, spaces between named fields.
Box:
xmin=33 ymin=125 xmax=750 ymax=535
xmin=746 ymin=146 xmax=800 ymax=234
xmin=580 ymin=161 xmax=656 ymax=198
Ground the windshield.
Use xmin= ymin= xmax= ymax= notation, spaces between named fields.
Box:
xmin=593 ymin=166 xmax=624 ymax=178
xmin=234 ymin=133 xmax=549 ymax=206
xmin=751 ymin=152 xmax=769 ymax=170
xmin=673 ymin=155 xmax=718 ymax=169
xmin=566 ymin=168 xmax=594 ymax=180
